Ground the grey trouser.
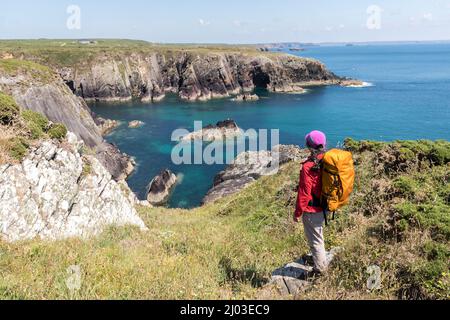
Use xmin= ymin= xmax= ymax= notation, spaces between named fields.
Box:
xmin=302 ymin=212 xmax=328 ymax=273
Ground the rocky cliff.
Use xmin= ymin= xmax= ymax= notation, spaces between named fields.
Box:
xmin=0 ymin=59 xmax=133 ymax=180
xmin=0 ymin=132 xmax=147 ymax=242
xmin=58 ymin=52 xmax=340 ymax=102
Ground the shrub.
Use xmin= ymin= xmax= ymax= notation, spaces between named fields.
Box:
xmin=8 ymin=137 xmax=30 ymax=160
xmin=0 ymin=92 xmax=20 ymax=125
xmin=47 ymin=123 xmax=67 ymax=140
xmin=22 ymin=110 xmax=49 ymax=139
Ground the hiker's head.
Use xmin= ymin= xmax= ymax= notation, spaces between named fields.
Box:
xmin=305 ymin=130 xmax=327 ymax=151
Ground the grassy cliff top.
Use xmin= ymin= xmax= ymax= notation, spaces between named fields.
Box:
xmin=0 ymin=139 xmax=448 ymax=300
xmin=0 ymin=39 xmax=279 ymax=68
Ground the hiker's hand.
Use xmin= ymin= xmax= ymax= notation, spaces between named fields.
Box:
xmin=293 ymin=215 xmax=300 ymax=223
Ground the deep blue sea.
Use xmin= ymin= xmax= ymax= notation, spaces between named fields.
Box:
xmin=90 ymin=43 xmax=450 ymax=208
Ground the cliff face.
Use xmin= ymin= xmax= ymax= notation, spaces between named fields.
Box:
xmin=0 ymin=133 xmax=147 ymax=242
xmin=58 ymin=52 xmax=339 ymax=102
xmin=0 ymin=60 xmax=132 ymax=180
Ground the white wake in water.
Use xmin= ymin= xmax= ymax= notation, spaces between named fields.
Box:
xmin=346 ymin=81 xmax=374 ymax=88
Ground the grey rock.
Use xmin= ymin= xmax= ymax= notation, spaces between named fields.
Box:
xmin=267 ymin=248 xmax=342 ymax=296
xmin=147 ymin=169 xmax=178 ymax=206
xmin=203 ymin=145 xmax=308 ymax=204
xmin=181 ymin=119 xmax=241 ymax=142
xmin=0 ymin=133 xmax=147 ymax=242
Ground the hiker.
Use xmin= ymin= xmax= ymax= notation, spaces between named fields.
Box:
xmin=294 ymin=130 xmax=328 ymax=274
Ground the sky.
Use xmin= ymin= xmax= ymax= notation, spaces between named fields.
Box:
xmin=1 ymin=0 xmax=450 ymax=43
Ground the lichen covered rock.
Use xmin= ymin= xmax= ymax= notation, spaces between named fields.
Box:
xmin=0 ymin=132 xmax=147 ymax=242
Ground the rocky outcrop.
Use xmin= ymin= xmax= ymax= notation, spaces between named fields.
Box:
xmin=146 ymin=169 xmax=178 ymax=206
xmin=55 ymin=51 xmax=339 ymax=102
xmin=203 ymin=145 xmax=308 ymax=204
xmin=94 ymin=117 xmax=119 ymax=136
xmin=0 ymin=62 xmax=133 ymax=180
xmin=231 ymin=93 xmax=260 ymax=102
xmin=128 ymin=120 xmax=145 ymax=128
xmin=0 ymin=132 xmax=147 ymax=242
xmin=181 ymin=119 xmax=242 ymax=142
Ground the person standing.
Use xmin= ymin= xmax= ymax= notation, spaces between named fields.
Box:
xmin=294 ymin=130 xmax=328 ymax=274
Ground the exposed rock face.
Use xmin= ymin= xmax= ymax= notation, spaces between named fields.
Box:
xmin=57 ymin=52 xmax=339 ymax=102
xmin=181 ymin=119 xmax=242 ymax=141
xmin=0 ymin=133 xmax=147 ymax=242
xmin=146 ymin=169 xmax=178 ymax=206
xmin=203 ymin=145 xmax=308 ymax=204
xmin=0 ymin=65 xmax=132 ymax=181
xmin=231 ymin=93 xmax=260 ymax=102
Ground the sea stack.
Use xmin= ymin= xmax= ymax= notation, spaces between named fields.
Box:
xmin=146 ymin=169 xmax=178 ymax=206
xmin=181 ymin=119 xmax=242 ymax=141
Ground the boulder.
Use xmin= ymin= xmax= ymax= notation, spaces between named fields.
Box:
xmin=146 ymin=169 xmax=178 ymax=206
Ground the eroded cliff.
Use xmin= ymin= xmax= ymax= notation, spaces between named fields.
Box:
xmin=0 ymin=59 xmax=133 ymax=180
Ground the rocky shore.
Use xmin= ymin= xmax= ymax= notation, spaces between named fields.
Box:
xmin=203 ymin=145 xmax=308 ymax=204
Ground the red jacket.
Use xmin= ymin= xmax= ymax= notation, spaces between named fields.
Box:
xmin=295 ymin=154 xmax=324 ymax=219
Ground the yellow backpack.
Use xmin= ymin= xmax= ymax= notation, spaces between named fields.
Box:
xmin=321 ymin=149 xmax=355 ymax=213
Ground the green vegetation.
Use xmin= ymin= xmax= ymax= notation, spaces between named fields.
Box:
xmin=0 ymin=39 xmax=276 ymax=69
xmin=48 ymin=123 xmax=68 ymax=140
xmin=0 ymin=59 xmax=53 ymax=82
xmin=0 ymin=139 xmax=447 ymax=300
xmin=22 ymin=110 xmax=49 ymax=139
xmin=0 ymin=92 xmax=67 ymax=164
xmin=5 ymin=137 xmax=30 ymax=161
xmin=0 ymin=92 xmax=20 ymax=125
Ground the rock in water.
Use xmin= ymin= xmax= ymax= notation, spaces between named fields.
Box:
xmin=231 ymin=94 xmax=260 ymax=102
xmin=128 ymin=120 xmax=145 ymax=128
xmin=0 ymin=132 xmax=147 ymax=242
xmin=181 ymin=119 xmax=242 ymax=142
xmin=95 ymin=117 xmax=119 ymax=136
xmin=203 ymin=145 xmax=308 ymax=204
xmin=147 ymin=169 xmax=178 ymax=206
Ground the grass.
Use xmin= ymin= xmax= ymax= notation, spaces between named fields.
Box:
xmin=0 ymin=59 xmax=54 ymax=82
xmin=0 ymin=39 xmax=297 ymax=69
xmin=0 ymin=92 xmax=67 ymax=164
xmin=0 ymin=139 xmax=448 ymax=300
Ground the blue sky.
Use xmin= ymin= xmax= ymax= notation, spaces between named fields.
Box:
xmin=1 ymin=0 xmax=450 ymax=43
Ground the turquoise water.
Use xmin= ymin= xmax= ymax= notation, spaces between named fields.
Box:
xmin=90 ymin=43 xmax=450 ymax=208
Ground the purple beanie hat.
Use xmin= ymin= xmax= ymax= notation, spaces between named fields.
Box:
xmin=305 ymin=130 xmax=327 ymax=150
